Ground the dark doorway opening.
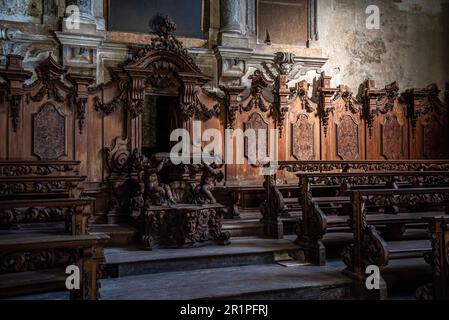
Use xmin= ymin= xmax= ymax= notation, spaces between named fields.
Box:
xmin=142 ymin=95 xmax=180 ymax=156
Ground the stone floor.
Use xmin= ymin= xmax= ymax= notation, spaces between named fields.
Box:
xmin=8 ymin=234 xmax=432 ymax=300
xmin=99 ymin=263 xmax=351 ymax=300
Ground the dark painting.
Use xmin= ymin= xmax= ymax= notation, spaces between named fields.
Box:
xmin=108 ymin=0 xmax=204 ymax=38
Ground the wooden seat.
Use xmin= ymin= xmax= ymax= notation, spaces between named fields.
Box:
xmin=0 ymin=197 xmax=95 ymax=235
xmin=341 ymin=188 xmax=449 ymax=299
xmin=0 ymin=233 xmax=109 ymax=299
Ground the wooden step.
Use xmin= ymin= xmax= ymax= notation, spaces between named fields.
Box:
xmin=103 ymin=236 xmax=301 ymax=278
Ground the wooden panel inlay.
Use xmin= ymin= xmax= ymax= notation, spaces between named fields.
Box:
xmin=291 ymin=114 xmax=314 ymax=160
xmin=33 ymin=103 xmax=66 ymax=160
xmin=244 ymin=112 xmax=269 ymax=162
xmin=381 ymin=115 xmax=404 ymax=160
xmin=336 ymin=115 xmax=359 ymax=160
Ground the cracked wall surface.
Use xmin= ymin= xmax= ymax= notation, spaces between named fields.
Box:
xmin=317 ymin=0 xmax=449 ymax=91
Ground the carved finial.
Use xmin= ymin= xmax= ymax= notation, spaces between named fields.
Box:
xmin=150 ymin=15 xmax=177 ymax=37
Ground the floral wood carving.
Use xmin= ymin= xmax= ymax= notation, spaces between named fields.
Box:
xmin=71 ymin=97 xmax=87 ymax=134
xmin=363 ymin=81 xmax=400 ymax=138
xmin=239 ymin=70 xmax=273 ymax=113
xmin=93 ymin=81 xmax=128 ymax=116
xmin=403 ymin=83 xmax=446 ymax=136
xmin=244 ymin=112 xmax=269 ymax=165
xmin=336 ymin=115 xmax=360 ymax=160
xmin=7 ymin=94 xmax=21 ymax=132
xmin=32 ymin=103 xmax=66 ymax=160
xmin=131 ymin=15 xmax=201 ymax=74
xmin=0 ymin=55 xmax=32 ymax=132
xmin=317 ymin=102 xmax=334 ymax=138
xmin=26 ymin=55 xmax=68 ymax=103
xmin=381 ymin=115 xmax=404 ymax=160
xmin=291 ymin=114 xmax=314 ymax=160
xmin=180 ymin=85 xmax=221 ymax=120
xmin=333 ymin=85 xmax=362 ymax=114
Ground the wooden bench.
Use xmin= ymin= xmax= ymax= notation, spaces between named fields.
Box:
xmin=0 ymin=159 xmax=92 ymax=235
xmin=0 ymin=160 xmax=80 ymax=177
xmin=342 ymin=188 xmax=449 ymax=299
xmin=0 ymin=197 xmax=95 ymax=235
xmin=416 ymin=217 xmax=449 ymax=300
xmin=0 ymin=175 xmax=85 ymax=199
xmin=297 ymin=171 xmax=449 ymax=265
xmin=0 ymin=159 xmax=110 ymax=300
xmin=261 ymin=160 xmax=449 ymax=239
xmin=0 ymin=233 xmax=109 ymax=300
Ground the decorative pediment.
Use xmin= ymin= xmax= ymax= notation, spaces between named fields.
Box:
xmin=25 ymin=54 xmax=71 ymax=104
xmin=109 ymin=15 xmax=217 ymax=120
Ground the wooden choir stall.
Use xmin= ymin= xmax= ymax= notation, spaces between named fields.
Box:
xmin=0 ymin=16 xmax=449 ymax=300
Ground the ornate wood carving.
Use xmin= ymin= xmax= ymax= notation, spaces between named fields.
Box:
xmin=363 ymin=81 xmax=400 ymax=137
xmin=119 ymin=15 xmax=215 ymax=121
xmin=244 ymin=112 xmax=269 ymax=164
xmin=336 ymin=115 xmax=360 ymax=160
xmin=7 ymin=94 xmax=22 ymax=132
xmin=33 ymin=103 xmax=66 ymax=160
xmin=404 ymin=84 xmax=446 ymax=135
xmin=317 ymin=73 xmax=337 ymax=138
xmin=291 ymin=114 xmax=314 ymax=160
xmin=25 ymin=54 xmax=69 ymax=104
xmin=0 ymin=55 xmax=32 ymax=132
xmin=140 ymin=205 xmax=230 ymax=249
xmin=381 ymin=115 xmax=404 ymax=160
xmin=277 ymin=160 xmax=449 ymax=173
xmin=0 ymin=161 xmax=79 ymax=177
xmin=92 ymin=81 xmax=127 ymax=116
xmin=0 ymin=248 xmax=80 ymax=274
xmin=239 ymin=70 xmax=273 ymax=113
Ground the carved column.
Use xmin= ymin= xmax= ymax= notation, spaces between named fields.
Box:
xmin=67 ymin=73 xmax=95 ymax=176
xmin=220 ymin=0 xmax=241 ymax=34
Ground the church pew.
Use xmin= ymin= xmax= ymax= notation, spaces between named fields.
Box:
xmin=0 ymin=233 xmax=109 ymax=300
xmin=260 ymin=160 xmax=449 ymax=239
xmin=416 ymin=217 xmax=449 ymax=300
xmin=0 ymin=160 xmax=80 ymax=177
xmin=297 ymin=171 xmax=449 ymax=265
xmin=343 ymin=188 xmax=449 ymax=299
xmin=0 ymin=197 xmax=95 ymax=235
xmin=0 ymin=175 xmax=86 ymax=199
xmin=0 ymin=159 xmax=93 ymax=234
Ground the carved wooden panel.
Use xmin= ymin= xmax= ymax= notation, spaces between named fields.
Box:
xmin=33 ymin=103 xmax=66 ymax=160
xmin=336 ymin=115 xmax=360 ymax=160
xmin=244 ymin=112 xmax=269 ymax=162
xmin=291 ymin=114 xmax=314 ymax=160
xmin=422 ymin=115 xmax=448 ymax=159
xmin=381 ymin=115 xmax=404 ymax=160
